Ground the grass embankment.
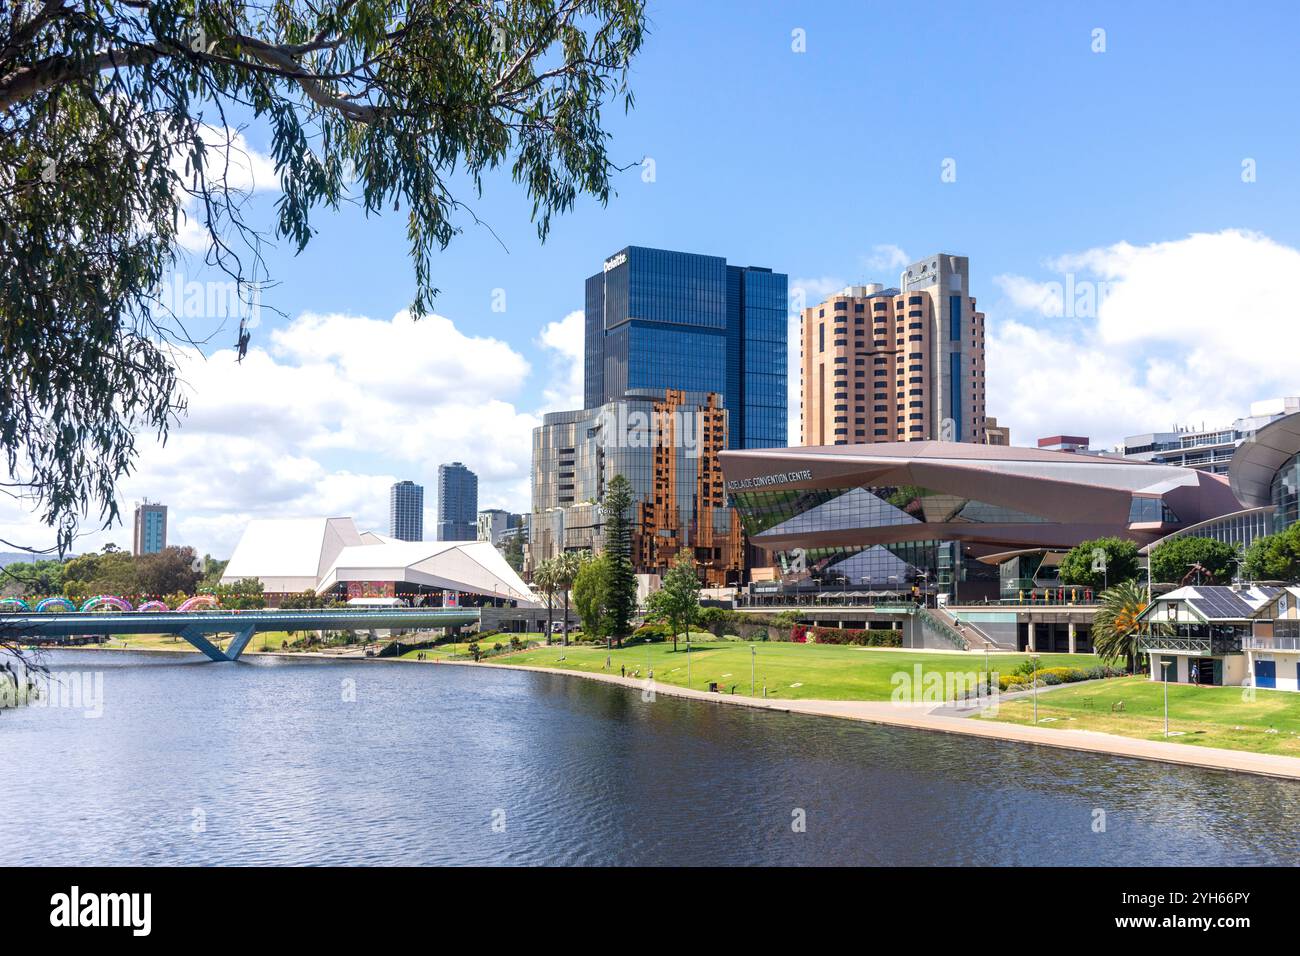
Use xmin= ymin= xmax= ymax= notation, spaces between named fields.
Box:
xmin=397 ymin=634 xmax=545 ymax=660
xmin=985 ymin=676 xmax=1300 ymax=756
xmin=498 ymin=638 xmax=1092 ymax=702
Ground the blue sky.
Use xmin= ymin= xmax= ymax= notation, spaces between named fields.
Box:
xmin=10 ymin=0 xmax=1300 ymax=556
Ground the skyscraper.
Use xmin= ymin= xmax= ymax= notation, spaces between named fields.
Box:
xmin=529 ymin=388 xmax=741 ymax=584
xmin=583 ymin=245 xmax=787 ymax=448
xmin=389 ymin=480 xmax=424 ymax=541
xmin=132 ymin=500 xmax=167 ymax=555
xmin=800 ymin=254 xmax=990 ymax=446
xmin=437 ymin=462 xmax=478 ymax=541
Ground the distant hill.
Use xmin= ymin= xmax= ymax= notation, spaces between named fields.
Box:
xmin=0 ymin=551 xmax=73 ymax=567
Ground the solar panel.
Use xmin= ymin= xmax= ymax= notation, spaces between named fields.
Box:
xmin=1189 ymin=589 xmax=1255 ymax=620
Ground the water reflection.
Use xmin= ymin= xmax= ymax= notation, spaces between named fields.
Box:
xmin=1 ymin=651 xmax=1297 ymax=866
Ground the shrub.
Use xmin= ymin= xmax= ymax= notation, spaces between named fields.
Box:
xmin=802 ymin=625 xmax=902 ymax=648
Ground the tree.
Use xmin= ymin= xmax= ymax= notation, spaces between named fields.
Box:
xmin=199 ymin=556 xmax=229 ymax=589
xmin=572 ymin=552 xmax=611 ymax=641
xmin=8 ymin=557 xmax=65 ymax=598
xmin=552 ymin=550 xmax=584 ymax=646
xmin=501 ymin=533 xmax=524 ymax=573
xmin=134 ymin=546 xmax=202 ymax=596
xmin=214 ymin=576 xmax=264 ymax=609
xmin=1242 ymin=524 xmax=1300 ymax=582
xmin=1092 ymin=579 xmax=1168 ymax=674
xmin=601 ymin=473 xmax=637 ymax=645
xmin=0 ymin=0 xmax=647 ymax=565
xmin=532 ymin=558 xmax=558 ymax=646
xmin=1058 ymin=537 xmax=1140 ymax=591
xmin=647 ymin=550 xmax=701 ymax=653
xmin=1149 ymin=536 xmax=1239 ymax=585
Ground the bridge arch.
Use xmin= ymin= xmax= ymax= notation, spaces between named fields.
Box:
xmin=177 ymin=594 xmax=219 ymax=612
xmin=81 ymin=595 xmax=133 ymax=613
xmin=35 ymin=597 xmax=75 ymax=613
xmin=136 ymin=600 xmax=169 ymax=612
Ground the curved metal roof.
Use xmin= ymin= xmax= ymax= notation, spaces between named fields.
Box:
xmin=1229 ymin=412 xmax=1300 ymax=506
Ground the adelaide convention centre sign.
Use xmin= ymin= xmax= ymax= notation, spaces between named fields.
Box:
xmin=725 ymin=469 xmax=814 ymax=491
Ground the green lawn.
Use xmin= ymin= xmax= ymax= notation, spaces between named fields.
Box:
xmin=501 ymin=639 xmax=1094 ymax=702
xmin=985 ymin=676 xmax=1300 ymax=756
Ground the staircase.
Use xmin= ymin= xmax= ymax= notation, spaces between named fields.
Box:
xmin=915 ymin=606 xmax=969 ymax=650
xmin=929 ymin=605 xmax=1000 ymax=651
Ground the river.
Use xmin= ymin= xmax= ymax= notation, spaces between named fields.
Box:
xmin=2 ymin=650 xmax=1298 ymax=865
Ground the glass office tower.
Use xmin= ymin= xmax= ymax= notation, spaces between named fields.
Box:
xmin=584 ymin=246 xmax=787 ymax=448
xmin=436 ymin=462 xmax=478 ymax=541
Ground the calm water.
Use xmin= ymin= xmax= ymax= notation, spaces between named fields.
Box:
xmin=3 ymin=650 xmax=1299 ymax=866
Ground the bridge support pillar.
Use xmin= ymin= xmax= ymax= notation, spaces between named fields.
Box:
xmin=1068 ymin=621 xmax=1077 ymax=655
xmin=1027 ymin=622 xmax=1037 ymax=653
xmin=225 ymin=625 xmax=257 ymax=661
xmin=178 ymin=626 xmax=231 ymax=663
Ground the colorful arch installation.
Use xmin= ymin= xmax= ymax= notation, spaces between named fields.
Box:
xmin=35 ymin=596 xmax=76 ymax=613
xmin=136 ymin=600 xmax=170 ymax=612
xmin=0 ymin=597 xmax=30 ymax=612
xmin=81 ymin=595 xmax=134 ymax=613
xmin=177 ymin=594 xmax=219 ymax=612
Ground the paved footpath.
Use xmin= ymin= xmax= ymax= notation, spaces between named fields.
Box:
xmin=440 ymin=658 xmax=1300 ymax=781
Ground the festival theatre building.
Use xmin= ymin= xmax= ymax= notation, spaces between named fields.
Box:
xmin=720 ymin=441 xmax=1244 ymax=603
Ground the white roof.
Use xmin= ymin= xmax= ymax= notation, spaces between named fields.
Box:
xmin=222 ymin=518 xmax=537 ymax=606
xmin=222 ymin=517 xmax=364 ymax=594
xmin=318 ymin=539 xmax=537 ymax=605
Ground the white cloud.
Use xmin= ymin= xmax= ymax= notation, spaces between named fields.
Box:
xmin=535 ymin=309 xmax=585 ymax=412
xmin=789 ymin=275 xmax=845 ymax=314
xmin=861 ymin=243 xmax=909 ymax=273
xmin=988 ymin=229 xmax=1300 ymax=450
xmin=173 ymin=125 xmax=279 ymax=252
xmin=0 ymin=309 xmax=543 ymax=559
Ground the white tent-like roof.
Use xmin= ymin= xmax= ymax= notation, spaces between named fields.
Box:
xmin=221 ymin=517 xmax=364 ymax=595
xmin=221 ymin=517 xmax=538 ymax=606
xmin=317 ymin=539 xmax=537 ymax=605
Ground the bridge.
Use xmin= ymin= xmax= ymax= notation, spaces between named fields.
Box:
xmin=0 ymin=608 xmax=480 ymax=662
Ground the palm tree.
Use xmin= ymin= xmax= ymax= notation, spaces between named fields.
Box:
xmin=553 ymin=551 xmax=586 ymax=646
xmin=532 ymin=559 xmax=558 ymax=646
xmin=1092 ymin=579 xmax=1169 ymax=673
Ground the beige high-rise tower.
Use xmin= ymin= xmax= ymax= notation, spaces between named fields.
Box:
xmin=800 ymin=253 xmax=990 ymax=446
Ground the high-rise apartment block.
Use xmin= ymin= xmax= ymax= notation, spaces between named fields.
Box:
xmin=389 ymin=480 xmax=424 ymax=541
xmin=436 ymin=462 xmax=478 ymax=541
xmin=132 ymin=500 xmax=168 ymax=555
xmin=801 ymin=254 xmax=989 ymax=446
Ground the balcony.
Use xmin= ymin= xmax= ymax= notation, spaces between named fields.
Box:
xmin=1243 ymin=636 xmax=1300 ymax=652
xmin=1139 ymin=633 xmax=1243 ymax=655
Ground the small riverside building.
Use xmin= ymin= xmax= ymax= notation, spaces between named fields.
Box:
xmin=1138 ymin=585 xmax=1279 ymax=687
xmin=1242 ymin=586 xmax=1300 ymax=691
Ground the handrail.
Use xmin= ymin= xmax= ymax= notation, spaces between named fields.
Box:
xmin=916 ymin=607 xmax=968 ymax=650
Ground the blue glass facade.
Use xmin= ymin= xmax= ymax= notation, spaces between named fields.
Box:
xmin=585 ymin=246 xmax=786 ymax=449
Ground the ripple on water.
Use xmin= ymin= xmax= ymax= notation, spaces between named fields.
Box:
xmin=2 ymin=651 xmax=1298 ymax=866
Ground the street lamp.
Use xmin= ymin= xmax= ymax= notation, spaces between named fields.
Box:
xmin=750 ymin=644 xmax=756 ymax=697
xmin=1161 ymin=659 xmax=1172 ymax=737
xmin=1032 ymin=652 xmax=1040 ymax=724
xmin=686 ymin=632 xmax=691 ymax=689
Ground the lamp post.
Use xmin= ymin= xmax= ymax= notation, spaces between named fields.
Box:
xmin=750 ymin=644 xmax=756 ymax=697
xmin=686 ymin=632 xmax=691 ymax=690
xmin=1032 ymin=652 xmax=1040 ymax=724
xmin=1161 ymin=659 xmax=1172 ymax=737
